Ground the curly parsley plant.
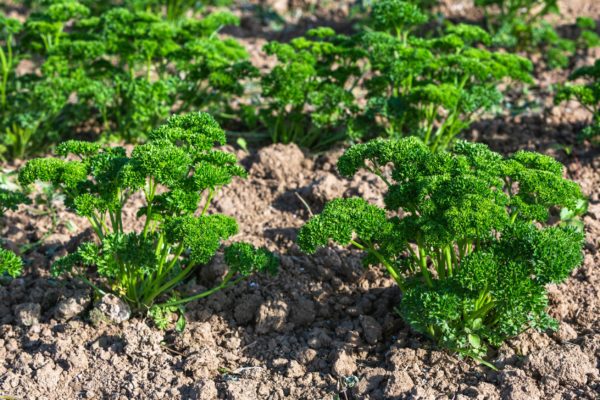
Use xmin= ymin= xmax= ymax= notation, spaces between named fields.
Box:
xmin=254 ymin=27 xmax=364 ymax=150
xmin=298 ymin=138 xmax=585 ymax=364
xmin=360 ymin=0 xmax=533 ymax=151
xmin=19 ymin=113 xmax=278 ymax=324
xmin=555 ymin=59 xmax=600 ymax=144
xmin=0 ymin=188 xmax=30 ymax=277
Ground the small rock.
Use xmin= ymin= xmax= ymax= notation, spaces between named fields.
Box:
xmin=190 ymin=379 xmax=218 ymax=400
xmin=525 ymin=343 xmax=597 ymax=385
xmin=255 ymin=299 xmax=289 ymax=334
xmin=54 ymin=291 xmax=91 ymax=321
xmin=384 ymin=370 xmax=414 ymax=397
xmin=551 ymin=322 xmax=577 ymax=343
xmin=95 ymin=294 xmax=131 ymax=323
xmin=331 ymin=350 xmax=357 ymax=378
xmin=13 ymin=303 xmax=41 ymax=327
xmin=287 ymin=360 xmax=305 ymax=378
xmin=289 ymin=297 xmax=316 ymax=326
xmin=359 ymin=315 xmax=382 ymax=345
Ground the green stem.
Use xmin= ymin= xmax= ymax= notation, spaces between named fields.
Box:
xmin=142 ymin=178 xmax=156 ymax=238
xmin=143 ymin=243 xmax=186 ymax=302
xmin=367 ymin=165 xmax=392 ymax=187
xmin=406 ymin=246 xmax=420 ymax=273
xmin=159 ymin=271 xmax=243 ymax=308
xmin=90 ymin=214 xmax=106 ymax=240
xmin=143 ymin=260 xmax=195 ymax=305
xmin=201 ymin=188 xmax=215 ymax=216
xmin=444 ymin=246 xmax=453 ymax=277
xmin=350 ymin=239 xmax=405 ymax=291
xmin=417 ymin=244 xmax=433 ymax=288
xmin=470 ymin=298 xmax=495 ymax=322
xmin=0 ymin=40 xmax=9 ymax=109
xmin=76 ymin=274 xmax=107 ymax=296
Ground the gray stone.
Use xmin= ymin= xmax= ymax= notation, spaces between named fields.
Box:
xmin=95 ymin=294 xmax=131 ymax=323
xmin=14 ymin=303 xmax=41 ymax=326
xmin=54 ymin=291 xmax=91 ymax=321
xmin=359 ymin=315 xmax=383 ymax=344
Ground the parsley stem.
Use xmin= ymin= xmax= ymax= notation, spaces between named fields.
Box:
xmin=0 ymin=39 xmax=10 ymax=109
xmin=142 ymin=178 xmax=156 ymax=238
xmin=349 ymin=239 xmax=366 ymax=251
xmin=352 ymin=240 xmax=406 ymax=291
xmin=444 ymin=246 xmax=453 ymax=276
xmin=417 ymin=244 xmax=433 ymax=288
xmin=158 ymin=270 xmax=242 ymax=308
xmin=201 ymin=188 xmax=214 ymax=216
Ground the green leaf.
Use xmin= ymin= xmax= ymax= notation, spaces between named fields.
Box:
xmin=0 ymin=248 xmax=23 ymax=278
xmin=224 ymin=242 xmax=279 ymax=276
xmin=468 ymin=334 xmax=481 ymax=349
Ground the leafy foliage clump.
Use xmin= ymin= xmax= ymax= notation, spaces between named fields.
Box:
xmin=298 ymin=138 xmax=584 ymax=363
xmin=358 ymin=0 xmax=533 ymax=151
xmin=19 ymin=113 xmax=278 ymax=323
xmin=247 ymin=27 xmax=364 ymax=150
xmin=246 ymin=1 xmax=534 ymax=151
xmin=475 ymin=0 xmax=599 ymax=69
xmin=0 ymin=188 xmax=30 ymax=278
xmin=0 ymin=9 xmax=75 ymax=159
xmin=0 ymin=1 xmax=250 ymax=158
xmin=74 ymin=0 xmax=232 ymax=21
xmin=555 ymin=59 xmax=600 ymax=144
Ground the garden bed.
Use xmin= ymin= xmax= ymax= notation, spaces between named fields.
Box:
xmin=1 ymin=0 xmax=599 ymax=399
xmin=1 ymin=117 xmax=599 ymax=399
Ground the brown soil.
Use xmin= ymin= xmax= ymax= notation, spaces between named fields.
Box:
xmin=1 ymin=130 xmax=599 ymax=399
xmin=1 ymin=1 xmax=600 ymax=399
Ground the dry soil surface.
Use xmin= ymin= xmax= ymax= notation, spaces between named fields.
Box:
xmin=1 ymin=0 xmax=600 ymax=399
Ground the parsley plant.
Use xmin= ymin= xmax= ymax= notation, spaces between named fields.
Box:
xmin=298 ymin=138 xmax=585 ymax=364
xmin=555 ymin=59 xmax=600 ymax=144
xmin=0 ymin=188 xmax=29 ymax=277
xmin=358 ymin=0 xmax=533 ymax=151
xmin=19 ymin=113 xmax=278 ymax=322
